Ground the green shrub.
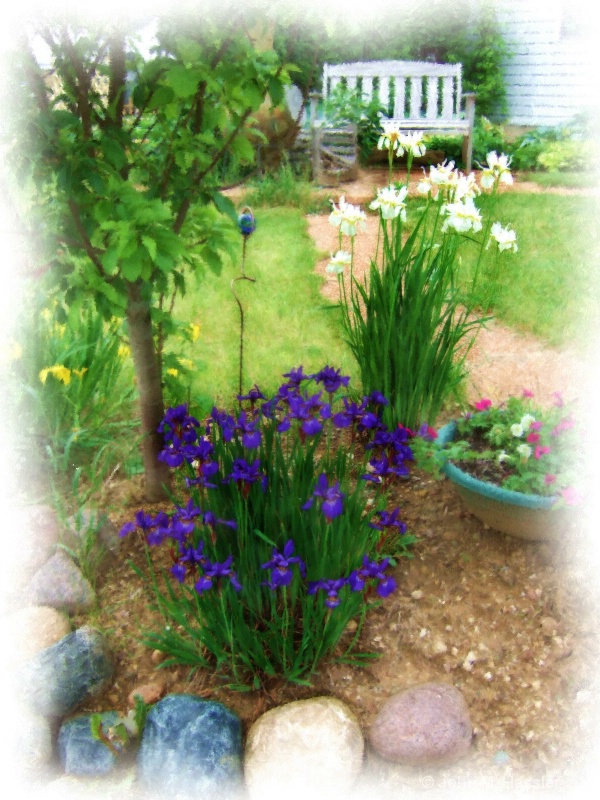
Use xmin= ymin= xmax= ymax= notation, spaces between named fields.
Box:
xmin=536 ymin=140 xmax=588 ymax=172
xmin=242 ymin=161 xmax=317 ymax=211
xmin=323 ymin=84 xmax=386 ymax=163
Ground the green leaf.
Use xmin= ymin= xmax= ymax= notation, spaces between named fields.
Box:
xmin=101 ymin=247 xmax=119 ymax=276
xmin=164 ymin=66 xmax=202 ymax=99
xmin=150 ymin=85 xmax=176 ymax=107
xmin=267 ymin=76 xmax=284 ymax=107
xmin=120 ymin=255 xmax=142 ymax=282
xmin=210 ymin=191 xmax=238 ymax=226
xmin=230 ymin=135 xmax=255 ymax=164
xmin=141 ymin=235 xmax=157 ymax=260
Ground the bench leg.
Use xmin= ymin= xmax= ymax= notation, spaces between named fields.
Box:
xmin=462 ymin=93 xmax=476 ymax=173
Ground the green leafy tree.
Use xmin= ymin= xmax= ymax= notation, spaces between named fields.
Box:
xmin=10 ymin=8 xmax=288 ymax=500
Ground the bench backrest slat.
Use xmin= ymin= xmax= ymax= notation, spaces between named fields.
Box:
xmin=323 ymin=60 xmax=465 ymax=123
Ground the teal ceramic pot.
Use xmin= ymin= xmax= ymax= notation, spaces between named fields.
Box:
xmin=437 ymin=421 xmax=570 ymax=540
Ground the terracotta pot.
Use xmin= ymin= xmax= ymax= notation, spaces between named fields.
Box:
xmin=437 ymin=422 xmax=572 ymax=541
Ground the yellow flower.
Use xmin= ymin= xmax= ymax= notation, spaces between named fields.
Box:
xmin=54 ymin=324 xmax=66 ymax=338
xmin=40 ymin=308 xmax=52 ymax=322
xmin=190 ymin=323 xmax=201 ymax=342
xmin=180 ymin=358 xmax=194 ymax=371
xmin=167 ymin=368 xmax=179 ymax=377
xmin=118 ymin=344 xmax=131 ymax=359
xmin=39 ymin=365 xmax=72 ymax=385
xmin=73 ymin=367 xmax=88 ymax=379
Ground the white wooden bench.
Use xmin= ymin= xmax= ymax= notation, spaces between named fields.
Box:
xmin=320 ymin=60 xmax=476 ymax=172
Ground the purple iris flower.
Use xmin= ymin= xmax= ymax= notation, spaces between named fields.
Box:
xmin=225 ymin=458 xmax=267 ymax=497
xmin=312 ymin=365 xmax=350 ymax=395
xmin=369 ymin=507 xmax=407 ymax=535
xmin=210 ymin=407 xmax=237 ymax=442
xmin=237 ymin=384 xmax=266 ymax=405
xmin=174 ymin=498 xmax=203 ymax=523
xmin=236 ymin=410 xmax=261 ymax=449
xmin=348 ymin=555 xmax=396 ymax=597
xmin=366 ymin=391 xmax=388 ymax=407
xmin=260 ymin=396 xmax=280 ymax=420
xmin=278 ymin=393 xmax=328 ymax=440
xmin=120 ymin=510 xmax=169 ymax=539
xmin=194 ymin=555 xmax=242 ymax=594
xmin=308 ymin=577 xmax=348 ymax=608
xmin=158 ymin=404 xmax=200 ymax=444
xmin=281 ymin=366 xmax=313 ymax=388
xmin=302 ymin=473 xmax=345 ymax=523
xmin=332 ymin=397 xmax=380 ymax=432
xmin=174 ymin=542 xmax=209 ymax=582
xmin=261 ymin=539 xmax=307 ymax=589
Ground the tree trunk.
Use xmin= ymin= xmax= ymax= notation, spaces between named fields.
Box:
xmin=126 ymin=280 xmax=171 ymax=501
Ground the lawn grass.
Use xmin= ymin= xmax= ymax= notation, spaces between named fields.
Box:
xmin=520 ymin=171 xmax=599 ymax=190
xmin=173 ymin=207 xmax=353 ymax=413
xmin=463 ymin=192 xmax=600 ymax=348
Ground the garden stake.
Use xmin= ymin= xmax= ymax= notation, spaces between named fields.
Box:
xmin=233 ymin=207 xmax=256 ymax=399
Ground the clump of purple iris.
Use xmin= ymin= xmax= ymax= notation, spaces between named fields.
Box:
xmin=261 ymin=539 xmax=306 ymax=589
xmin=348 ymin=555 xmax=396 ymax=597
xmin=302 ymin=473 xmax=345 ymax=523
xmin=308 ymin=577 xmax=348 ymax=608
xmin=235 ymin=410 xmax=261 ymax=449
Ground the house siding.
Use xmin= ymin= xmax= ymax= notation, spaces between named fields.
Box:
xmin=496 ymin=0 xmax=598 ymax=126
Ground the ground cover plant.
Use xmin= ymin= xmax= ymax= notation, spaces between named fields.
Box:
xmin=120 ymin=367 xmax=416 ymax=689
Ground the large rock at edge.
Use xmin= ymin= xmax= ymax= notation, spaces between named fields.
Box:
xmin=22 ymin=626 xmax=114 ymax=718
xmin=58 ymin=712 xmax=120 ymax=776
xmin=28 ymin=550 xmax=96 ymax=613
xmin=244 ymin=696 xmax=364 ymax=799
xmin=137 ymin=693 xmax=243 ymax=798
xmin=369 ymin=682 xmax=473 ymax=766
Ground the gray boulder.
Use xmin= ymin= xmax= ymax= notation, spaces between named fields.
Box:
xmin=58 ymin=712 xmax=120 ymax=776
xmin=137 ymin=693 xmax=243 ymax=798
xmin=22 ymin=626 xmax=114 ymax=718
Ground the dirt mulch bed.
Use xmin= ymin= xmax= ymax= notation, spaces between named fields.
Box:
xmin=70 ymin=169 xmax=600 ymax=793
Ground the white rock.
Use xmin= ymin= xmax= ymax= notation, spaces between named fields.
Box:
xmin=244 ymin=696 xmax=364 ymax=800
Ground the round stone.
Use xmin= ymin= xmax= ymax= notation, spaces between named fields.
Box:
xmin=22 ymin=626 xmax=114 ymax=717
xmin=369 ymin=682 xmax=472 ymax=766
xmin=137 ymin=693 xmax=243 ymax=797
xmin=58 ymin=712 xmax=120 ymax=776
xmin=244 ymin=696 xmax=364 ymax=799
